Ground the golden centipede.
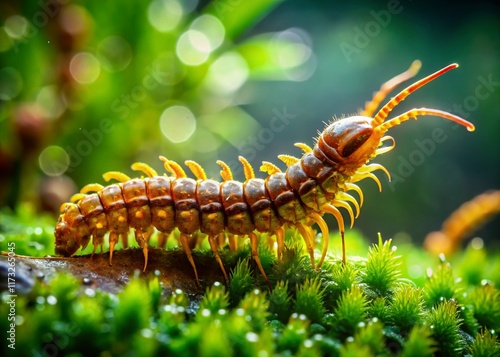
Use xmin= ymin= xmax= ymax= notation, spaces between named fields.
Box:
xmin=54 ymin=61 xmax=475 ymax=287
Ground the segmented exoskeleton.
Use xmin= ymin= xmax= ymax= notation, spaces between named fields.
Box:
xmin=55 ymin=61 xmax=475 ymax=287
xmin=424 ymin=190 xmax=500 ymax=255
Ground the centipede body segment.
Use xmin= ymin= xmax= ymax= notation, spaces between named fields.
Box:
xmin=55 ymin=61 xmax=475 ymax=287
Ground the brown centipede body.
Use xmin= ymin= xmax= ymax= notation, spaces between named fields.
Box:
xmin=54 ymin=61 xmax=475 ymax=287
xmin=424 ymin=190 xmax=500 ymax=255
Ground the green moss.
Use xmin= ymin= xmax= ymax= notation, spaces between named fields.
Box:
xmin=389 ymin=285 xmax=425 ymax=334
xmin=426 ymin=299 xmax=465 ymax=356
xmin=2 ymin=208 xmax=500 ymax=356
xmin=361 ymin=235 xmax=400 ymax=297
xmin=294 ymin=277 xmax=325 ymax=324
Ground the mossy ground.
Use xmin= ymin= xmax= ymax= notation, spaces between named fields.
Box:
xmin=1 ymin=206 xmax=500 ymax=356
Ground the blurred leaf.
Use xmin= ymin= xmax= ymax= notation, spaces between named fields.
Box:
xmin=206 ymin=0 xmax=284 ymax=40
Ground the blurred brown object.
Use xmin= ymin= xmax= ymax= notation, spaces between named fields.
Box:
xmin=424 ymin=190 xmax=500 ymax=255
xmin=13 ymin=103 xmax=49 ymax=154
xmin=39 ymin=175 xmax=77 ymax=215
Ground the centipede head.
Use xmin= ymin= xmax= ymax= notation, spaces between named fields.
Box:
xmin=317 ymin=63 xmax=475 ymax=176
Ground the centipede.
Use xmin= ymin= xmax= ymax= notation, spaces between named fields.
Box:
xmin=55 ymin=61 xmax=475 ymax=288
xmin=424 ymin=190 xmax=500 ymax=256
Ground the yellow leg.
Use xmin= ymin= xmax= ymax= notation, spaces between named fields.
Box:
xmin=180 ymin=233 xmax=200 ymax=286
xmin=157 ymin=232 xmax=169 ymax=249
xmin=208 ymin=235 xmax=229 ymax=282
xmin=323 ymin=205 xmax=346 ymax=264
xmin=296 ymin=223 xmax=316 ymax=269
xmin=310 ymin=212 xmax=329 ymax=269
xmin=249 ymin=232 xmax=272 ymax=290
xmin=275 ymin=227 xmax=285 ymax=261
xmin=134 ymin=229 xmax=150 ymax=272
xmin=109 ymin=232 xmax=118 ymax=265
xmin=120 ymin=233 xmax=128 ymax=249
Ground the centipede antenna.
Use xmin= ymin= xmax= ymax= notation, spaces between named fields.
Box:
xmin=362 ymin=60 xmax=422 ymax=117
xmin=376 ymin=108 xmax=475 ymax=133
xmin=372 ymin=63 xmax=459 ymax=128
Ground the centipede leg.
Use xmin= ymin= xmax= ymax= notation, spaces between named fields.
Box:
xmin=323 ymin=204 xmax=346 ymax=264
xmin=249 ymin=232 xmax=272 ymax=290
xmin=120 ymin=233 xmax=128 ymax=249
xmin=296 ymin=223 xmax=316 ymax=269
xmin=275 ymin=227 xmax=285 ymax=261
xmin=208 ymin=235 xmax=229 ymax=282
xmin=227 ymin=234 xmax=237 ymax=251
xmin=109 ymin=232 xmax=119 ymax=265
xmin=91 ymin=235 xmax=104 ymax=257
xmin=134 ymin=229 xmax=151 ymax=272
xmin=310 ymin=212 xmax=329 ymax=269
xmin=180 ymin=233 xmax=200 ymax=287
xmin=157 ymin=232 xmax=169 ymax=249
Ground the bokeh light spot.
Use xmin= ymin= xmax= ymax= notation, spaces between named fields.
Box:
xmin=36 ymin=85 xmax=66 ymax=119
xmin=39 ymin=146 xmax=70 ymax=177
xmin=148 ymin=0 xmax=183 ymax=33
xmin=69 ymin=52 xmax=101 ymax=84
xmin=206 ymin=52 xmax=249 ymax=94
xmin=190 ymin=14 xmax=225 ymax=51
xmin=176 ymin=30 xmax=210 ymax=66
xmin=273 ymin=28 xmax=316 ymax=81
xmin=4 ymin=15 xmax=30 ymax=39
xmin=97 ymin=36 xmax=133 ymax=72
xmin=159 ymin=105 xmax=196 ymax=143
xmin=0 ymin=67 xmax=23 ymax=100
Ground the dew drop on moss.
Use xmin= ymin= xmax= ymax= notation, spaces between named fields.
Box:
xmin=83 ymin=277 xmax=92 ymax=285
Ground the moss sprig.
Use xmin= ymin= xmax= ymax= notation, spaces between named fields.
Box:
xmin=467 ymin=329 xmax=500 ymax=357
xmin=388 ymin=285 xmax=425 ymax=334
xmin=199 ymin=282 xmax=229 ymax=314
xmin=269 ymin=281 xmax=292 ymax=323
xmin=466 ymin=284 xmax=500 ymax=331
xmin=294 ymin=277 xmax=325 ymax=324
xmin=423 ymin=262 xmax=463 ymax=307
xmin=229 ymin=259 xmax=254 ymax=306
xmin=426 ymin=299 xmax=465 ymax=356
xmin=400 ymin=325 xmax=435 ymax=357
xmin=361 ymin=235 xmax=400 ymax=297
xmin=331 ymin=285 xmax=368 ymax=339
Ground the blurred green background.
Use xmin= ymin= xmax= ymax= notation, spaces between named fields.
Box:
xmin=0 ymin=0 xmax=498 ymax=248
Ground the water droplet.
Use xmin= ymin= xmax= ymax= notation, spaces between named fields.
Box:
xmin=82 ymin=277 xmax=92 ymax=285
